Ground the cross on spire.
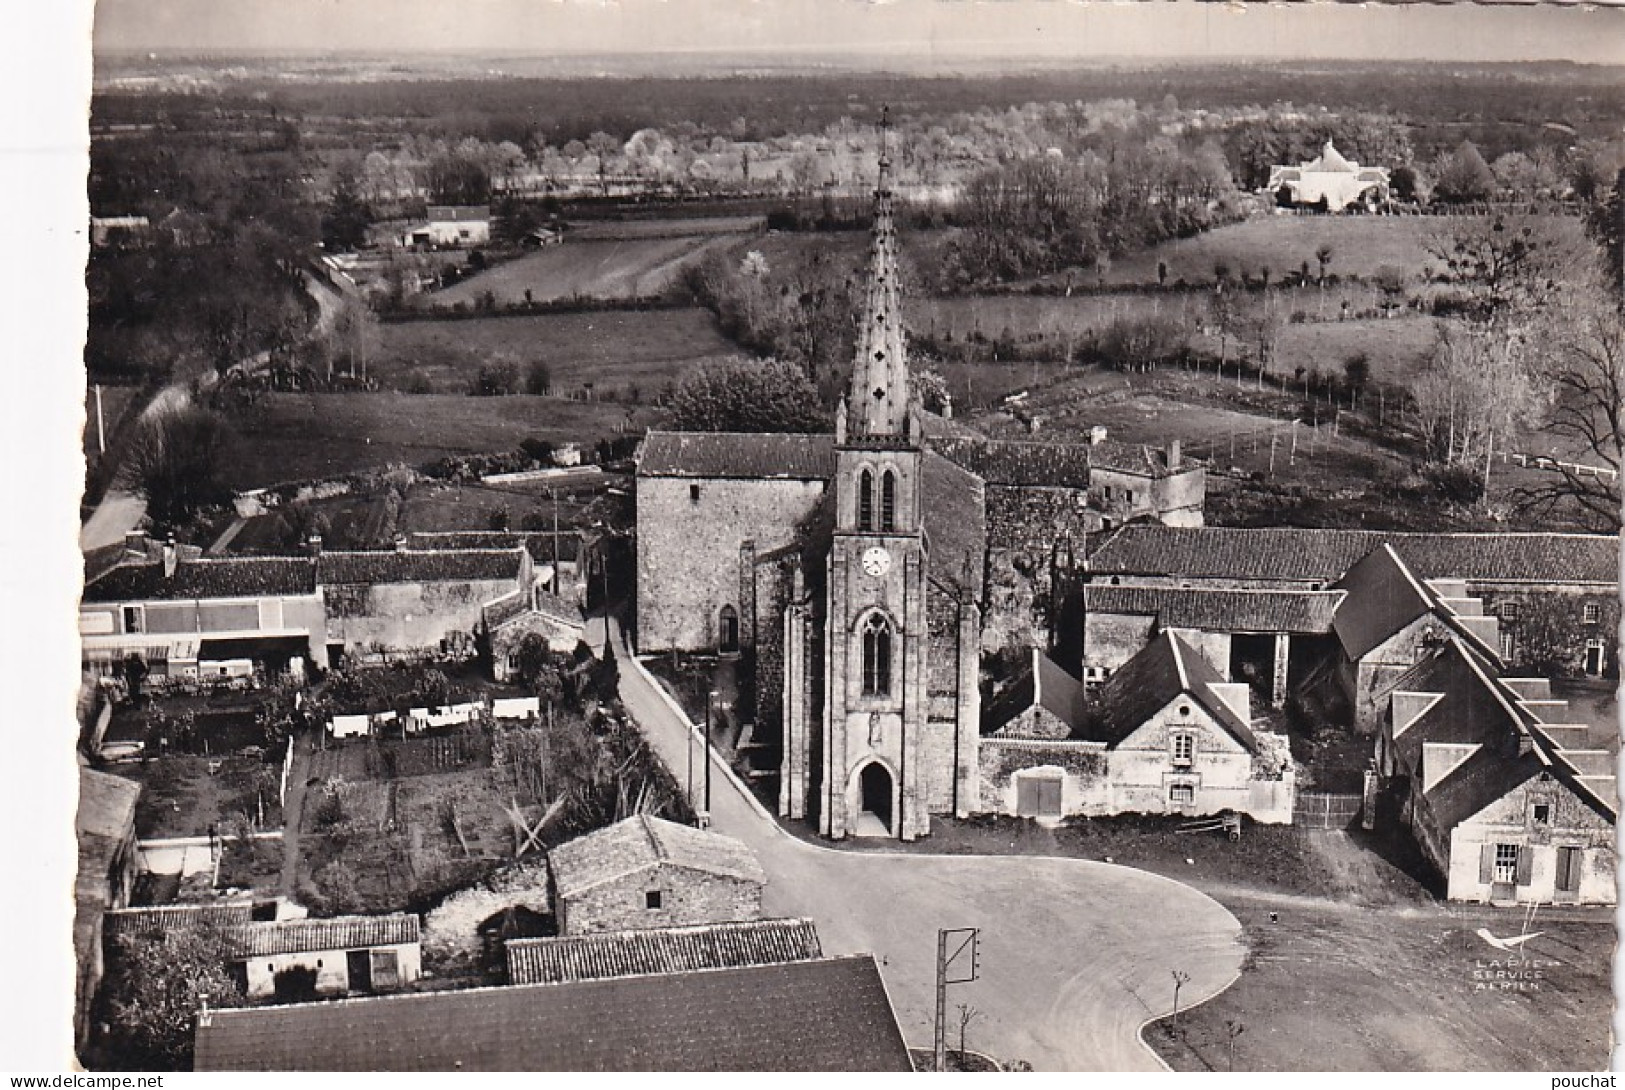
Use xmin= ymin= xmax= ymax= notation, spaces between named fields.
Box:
xmin=843 ymin=104 xmax=913 ymax=443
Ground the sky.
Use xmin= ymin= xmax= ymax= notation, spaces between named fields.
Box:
xmin=91 ymin=0 xmax=1625 ymax=66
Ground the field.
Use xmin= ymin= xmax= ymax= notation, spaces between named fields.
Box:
xmin=225 ymin=392 xmax=654 ymax=490
xmin=112 ymin=755 xmax=284 ymax=840
xmin=1099 ymin=213 xmax=1586 ymax=289
xmin=433 ymin=230 xmax=751 ymax=308
xmin=372 ymin=308 xmax=735 ymax=395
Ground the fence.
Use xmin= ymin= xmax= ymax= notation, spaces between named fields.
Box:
xmin=1293 ymin=792 xmax=1363 ymax=829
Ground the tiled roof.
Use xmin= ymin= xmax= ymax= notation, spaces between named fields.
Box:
xmin=410 ymin=531 xmax=582 ymax=564
xmin=637 ymin=431 xmax=835 ymax=480
xmin=75 ymin=768 xmax=141 ymax=970
xmin=82 ymin=557 xmax=317 ymax=602
xmin=194 ymin=955 xmax=913 ymax=1071
xmin=928 ymin=436 xmax=1093 ymax=487
xmin=317 ymin=549 xmax=524 ymax=586
xmin=1090 ymin=631 xmax=1256 ymax=750
xmin=104 ymin=902 xmax=254 ymax=940
xmin=550 ymin=815 xmax=765 ymax=899
xmin=921 ymin=451 xmax=986 ymax=598
xmin=984 ymin=650 xmax=1089 ymax=737
xmin=77 ymin=767 xmax=141 ymax=843
xmin=506 ymin=917 xmax=822 ymax=986
xmin=233 ymin=914 xmax=420 ymax=958
xmin=1086 ymin=585 xmax=1344 ymax=634
xmin=1088 ymin=527 xmax=1620 ymax=585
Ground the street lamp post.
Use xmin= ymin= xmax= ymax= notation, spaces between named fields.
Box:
xmin=703 ymin=689 xmax=720 ymax=820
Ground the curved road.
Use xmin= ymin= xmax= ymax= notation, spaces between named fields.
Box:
xmin=605 ymin=618 xmax=1244 ymax=1071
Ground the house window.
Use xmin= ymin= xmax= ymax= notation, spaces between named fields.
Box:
xmin=1169 ymin=783 xmax=1195 ymax=806
xmin=646 ymin=890 xmax=663 ymax=909
xmin=858 ymin=470 xmax=874 ymax=530
xmin=1125 ymin=489 xmax=1136 ymax=505
xmin=1499 ymin=631 xmax=1516 ymax=661
xmin=123 ymin=606 xmax=143 ymax=634
xmin=1499 ymin=601 xmax=1520 ymax=622
xmin=1583 ymin=603 xmax=1601 ymax=625
xmin=1532 ymin=803 xmax=1551 ymax=825
xmin=689 ymin=484 xmax=701 ymax=503
xmin=1494 ymin=843 xmax=1519 ymax=884
xmin=718 ymin=605 xmax=739 ymax=654
xmin=1172 ymin=733 xmax=1195 ymax=767
xmin=861 ymin=613 xmax=892 ymax=697
xmin=880 ymin=470 xmax=897 ymax=532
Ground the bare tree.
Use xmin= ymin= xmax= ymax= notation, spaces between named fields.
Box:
xmin=954 ymin=1003 xmax=983 ymax=1061
xmin=1224 ymin=1019 xmax=1247 ymax=1071
xmin=1170 ymin=969 xmax=1191 ymax=1028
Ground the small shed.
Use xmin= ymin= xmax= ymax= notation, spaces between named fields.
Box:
xmin=548 ymin=815 xmax=766 ymax=935
xmin=233 ymin=913 xmax=421 ymax=1001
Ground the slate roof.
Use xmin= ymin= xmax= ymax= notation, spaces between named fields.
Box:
xmin=82 ymin=557 xmax=317 ymax=602
xmin=1088 ymin=526 xmax=1620 ymax=585
xmin=1089 ymin=631 xmax=1256 ymax=750
xmin=550 ymin=815 xmax=766 ymax=899
xmin=317 ymin=549 xmax=524 ymax=586
xmin=1330 ymin=544 xmax=1438 ymax=660
xmin=505 ymin=917 xmax=822 ymax=986
xmin=194 ymin=955 xmax=913 ymax=1071
xmin=921 ymin=451 xmax=986 ymax=598
xmin=1390 ymin=639 xmax=1616 ymax=830
xmin=103 ymin=902 xmax=254 ymax=940
xmin=1086 ymin=585 xmax=1344 ymax=634
xmin=637 ymin=431 xmax=835 ymax=480
xmin=984 ymin=650 xmax=1090 ymax=737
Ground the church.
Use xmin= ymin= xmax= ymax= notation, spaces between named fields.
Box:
xmin=634 ymin=142 xmax=1204 ymax=840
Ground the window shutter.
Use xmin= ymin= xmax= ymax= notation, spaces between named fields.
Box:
xmin=1479 ymin=844 xmax=1495 ymax=884
xmin=1515 ymin=844 xmax=1533 ymax=886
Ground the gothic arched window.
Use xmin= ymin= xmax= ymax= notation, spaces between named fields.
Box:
xmin=880 ymin=470 xmax=897 ymax=532
xmin=858 ymin=469 xmax=874 ymax=531
xmin=862 ymin=613 xmax=892 ymax=696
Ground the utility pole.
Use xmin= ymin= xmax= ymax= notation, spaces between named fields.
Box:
xmin=93 ymin=384 xmax=106 ymax=455
xmin=933 ymin=927 xmax=981 ymax=1072
xmin=702 ymin=689 xmax=719 ymax=822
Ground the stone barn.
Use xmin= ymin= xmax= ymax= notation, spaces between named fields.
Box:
xmin=548 ymin=816 xmax=766 ymax=935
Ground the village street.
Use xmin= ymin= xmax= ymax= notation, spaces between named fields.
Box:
xmin=604 ymin=618 xmax=1246 ymax=1072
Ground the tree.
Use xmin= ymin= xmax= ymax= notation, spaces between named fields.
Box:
xmin=1432 ymin=141 xmax=1496 ymax=204
xmin=586 ymin=131 xmax=621 ymax=195
xmin=122 ymin=405 xmax=235 ymax=531
xmin=321 ymin=165 xmax=372 ymax=252
xmin=526 ymin=360 xmax=553 ymax=396
xmin=102 ymin=924 xmax=244 ymax=1069
xmin=1513 ymin=287 xmax=1624 ymax=531
xmin=666 ymin=357 xmax=827 ymax=433
xmin=515 ymin=632 xmax=567 ymax=706
xmin=1343 ymin=353 xmax=1372 ymax=407
xmin=1314 ymin=244 xmax=1333 ymax=284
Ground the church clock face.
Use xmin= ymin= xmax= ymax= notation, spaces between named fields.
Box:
xmin=861 ymin=546 xmax=892 ymax=578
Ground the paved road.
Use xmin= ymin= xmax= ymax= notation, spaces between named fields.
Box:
xmin=608 ymin=619 xmax=1245 ymax=1071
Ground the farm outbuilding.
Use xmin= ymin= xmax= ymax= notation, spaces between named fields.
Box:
xmin=547 ymin=815 xmax=766 ymax=935
xmin=232 ymin=913 xmax=422 ymax=1001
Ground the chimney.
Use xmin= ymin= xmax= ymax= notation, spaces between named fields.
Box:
xmin=306 ymin=533 xmax=323 ymax=557
xmin=1167 ymin=439 xmax=1181 ymax=469
xmin=394 ymin=534 xmax=410 ymax=553
xmin=940 ymin=393 xmax=953 ymax=420
xmin=162 ymin=536 xmax=178 ymax=579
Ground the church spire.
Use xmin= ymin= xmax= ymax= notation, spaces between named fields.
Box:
xmin=845 ymin=105 xmax=913 ymax=443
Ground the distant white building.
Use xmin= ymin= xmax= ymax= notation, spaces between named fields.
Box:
xmin=1267 ymin=141 xmax=1390 ymax=212
xmin=401 ymin=205 xmax=491 ymax=249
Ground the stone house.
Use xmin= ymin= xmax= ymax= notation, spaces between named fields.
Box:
xmin=401 ymin=204 xmax=490 ymax=248
xmin=548 ymin=815 xmax=766 ymax=935
xmin=1085 ymin=526 xmax=1618 ymax=683
xmin=1266 ymin=140 xmax=1390 ymax=212
xmin=79 ymin=539 xmax=326 ymax=681
xmin=979 ymin=633 xmax=1294 ymax=823
xmin=483 ymin=584 xmax=587 ymax=682
xmin=1377 ymin=637 xmax=1616 ymax=904
xmin=317 ymin=543 xmax=533 ymax=657
xmin=634 ymin=158 xmax=1205 ymax=842
xmin=233 ymin=914 xmax=422 ymax=1001
xmin=74 ymin=766 xmax=141 ymax=1053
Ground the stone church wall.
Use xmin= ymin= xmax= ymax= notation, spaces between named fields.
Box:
xmin=636 ymin=476 xmax=823 ymax=652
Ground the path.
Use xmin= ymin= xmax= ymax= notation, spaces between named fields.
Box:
xmin=608 ymin=618 xmax=1245 ymax=1071
xmin=278 ymin=733 xmax=314 ymax=898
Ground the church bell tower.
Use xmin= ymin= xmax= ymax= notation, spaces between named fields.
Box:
xmin=821 ymin=109 xmax=931 ymax=840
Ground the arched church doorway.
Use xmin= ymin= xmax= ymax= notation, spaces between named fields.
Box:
xmin=858 ymin=761 xmax=894 ymax=836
